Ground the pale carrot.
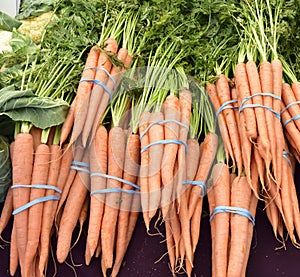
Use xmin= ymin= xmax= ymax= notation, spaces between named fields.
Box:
xmin=85 ymin=124 xmax=108 ymax=265
xmin=0 ymin=186 xmax=13 ymax=238
xmin=12 ymin=133 xmax=34 ymax=272
xmin=10 ymin=222 xmax=18 ymax=276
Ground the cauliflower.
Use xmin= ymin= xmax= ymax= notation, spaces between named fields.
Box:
xmin=17 ymin=11 xmax=54 ymax=43
xmin=0 ymin=31 xmax=13 ymax=53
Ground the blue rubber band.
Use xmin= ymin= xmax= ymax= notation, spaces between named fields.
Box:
xmin=215 ymin=99 xmax=238 ymax=118
xmin=90 ymin=172 xmax=140 ymax=190
xmin=139 ymin=119 xmax=189 ymax=140
xmin=11 ymin=184 xmax=62 ymax=194
xmin=70 ymin=165 xmax=90 ymax=174
xmin=280 ymin=101 xmax=300 ymax=115
xmin=79 ymin=78 xmax=113 ymax=102
xmin=241 ymin=93 xmax=281 ymax=107
xmin=210 ymin=205 xmax=255 ymax=225
xmin=90 ymin=188 xmax=140 ymax=196
xmin=71 ymin=161 xmax=90 ymax=168
xmin=140 ymin=139 xmax=188 ymax=154
xmin=182 ymin=180 xmax=207 ymax=196
xmin=239 ymin=103 xmax=280 ymax=120
xmin=283 ymin=151 xmax=293 ymax=167
xmin=12 ymin=195 xmax=60 ymax=215
xmin=83 ymin=66 xmax=117 ymax=90
xmin=283 ymin=114 xmax=300 ymax=127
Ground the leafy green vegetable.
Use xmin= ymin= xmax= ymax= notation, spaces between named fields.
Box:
xmin=0 ymin=86 xmax=69 ymax=129
xmin=0 ymin=11 xmax=22 ymax=32
xmin=0 ymin=135 xmax=11 ymax=202
xmin=16 ymin=0 xmax=54 ymax=20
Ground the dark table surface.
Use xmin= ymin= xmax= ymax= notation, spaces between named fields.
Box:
xmin=1 ymin=166 xmax=300 ymax=277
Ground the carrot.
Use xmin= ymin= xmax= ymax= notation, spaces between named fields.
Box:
xmin=101 ymin=126 xmax=126 ymax=275
xmin=24 ymin=143 xmax=50 ymax=277
xmin=259 ymin=61 xmax=277 ymax=181
xmin=253 ymin=145 xmax=265 ymax=190
xmin=60 ymin=99 xmax=76 ymax=145
xmin=56 ymin=150 xmax=90 ymax=263
xmin=10 ymin=222 xmax=19 ymax=276
xmin=138 ymin=111 xmax=151 ymax=230
xmin=148 ymin=111 xmax=164 ymax=221
xmin=207 ymin=83 xmax=234 ymax=164
xmin=188 ymin=132 xmax=218 ymax=219
xmin=85 ymin=47 xmax=129 ymax=146
xmin=111 ymin=133 xmax=140 ymax=277
xmin=210 ymin=162 xmax=230 ymax=277
xmin=69 ymin=45 xmax=100 ymax=144
xmin=30 ymin=126 xmax=42 ymax=152
xmin=85 ymin=124 xmax=108 ymax=265
xmin=77 ymin=195 xmax=89 ymax=241
xmin=227 ymin=176 xmax=252 ymax=277
xmin=282 ymin=83 xmax=300 ymax=131
xmin=235 ymin=62 xmax=257 ymax=140
xmin=165 ymin=221 xmax=176 ymax=276
xmin=271 ymin=59 xmax=284 ymax=187
xmin=0 ymin=186 xmax=13 ymax=238
xmin=246 ymin=60 xmax=270 ymax=169
xmin=12 ymin=133 xmax=34 ymax=272
xmin=216 ymin=74 xmax=242 ymax=174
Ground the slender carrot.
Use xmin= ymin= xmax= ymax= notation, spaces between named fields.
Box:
xmin=69 ymin=45 xmax=100 ymax=144
xmin=0 ymin=187 xmax=13 ymax=238
xmin=56 ymin=150 xmax=89 ymax=263
xmin=148 ymin=111 xmax=164 ymax=220
xmin=60 ymin=99 xmax=76 ymax=145
xmin=111 ymin=133 xmax=140 ymax=277
xmin=227 ymin=176 xmax=252 ymax=277
xmin=24 ymin=143 xmax=50 ymax=277
xmin=10 ymin=223 xmax=18 ymax=276
xmin=39 ymin=143 xmax=62 ymax=276
xmin=12 ymin=133 xmax=34 ymax=272
xmin=210 ymin=162 xmax=230 ymax=277
xmin=81 ymin=39 xmax=120 ymax=146
xmin=30 ymin=126 xmax=42 ymax=152
xmin=216 ymin=74 xmax=242 ymax=174
xmin=207 ymin=83 xmax=234 ymax=164
xmin=101 ymin=126 xmax=126 ymax=275
xmin=165 ymin=221 xmax=176 ymax=276
xmin=138 ymin=111 xmax=151 ymax=230
xmin=188 ymin=132 xmax=218 ymax=218
xmin=85 ymin=124 xmax=108 ymax=265
xmin=235 ymin=62 xmax=257 ymax=140
xmin=253 ymin=145 xmax=265 ymax=190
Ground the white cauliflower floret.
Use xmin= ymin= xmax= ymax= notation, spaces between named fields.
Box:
xmin=17 ymin=11 xmax=54 ymax=43
xmin=0 ymin=31 xmax=13 ymax=53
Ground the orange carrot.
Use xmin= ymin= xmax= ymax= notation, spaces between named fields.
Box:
xmin=227 ymin=176 xmax=252 ymax=277
xmin=30 ymin=126 xmax=42 ymax=152
xmin=235 ymin=62 xmax=257 ymax=140
xmin=12 ymin=133 xmax=34 ymax=271
xmin=138 ymin=111 xmax=151 ymax=230
xmin=56 ymin=150 xmax=90 ymax=263
xmin=24 ymin=143 xmax=50 ymax=277
xmin=216 ymin=74 xmax=242 ymax=174
xmin=69 ymin=45 xmax=101 ymax=144
xmin=10 ymin=223 xmax=19 ymax=276
xmin=207 ymin=83 xmax=234 ymax=164
xmin=60 ymin=99 xmax=76 ymax=145
xmin=101 ymin=126 xmax=126 ymax=275
xmin=39 ymin=143 xmax=62 ymax=276
xmin=0 ymin=187 xmax=13 ymax=238
xmin=210 ymin=162 xmax=230 ymax=277
xmin=188 ymin=132 xmax=218 ymax=218
xmin=85 ymin=125 xmax=108 ymax=265
xmin=148 ymin=111 xmax=164 ymax=221
xmin=111 ymin=133 xmax=140 ymax=277
xmin=165 ymin=221 xmax=176 ymax=276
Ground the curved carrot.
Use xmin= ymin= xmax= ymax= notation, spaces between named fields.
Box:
xmin=60 ymin=99 xmax=76 ymax=145
xmin=85 ymin=124 xmax=108 ymax=265
xmin=12 ymin=133 xmax=34 ymax=272
xmin=0 ymin=187 xmax=13 ymax=238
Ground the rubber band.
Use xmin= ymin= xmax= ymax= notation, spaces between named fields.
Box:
xmin=11 ymin=184 xmax=62 ymax=194
xmin=70 ymin=165 xmax=90 ymax=174
xmin=79 ymin=78 xmax=113 ymax=102
xmin=139 ymin=119 xmax=189 ymax=140
xmin=280 ymin=101 xmax=300 ymax=115
xmin=90 ymin=172 xmax=140 ymax=190
xmin=182 ymin=180 xmax=207 ymax=196
xmin=140 ymin=139 xmax=188 ymax=154
xmin=12 ymin=195 xmax=60 ymax=215
xmin=90 ymin=188 xmax=140 ymax=196
xmin=71 ymin=161 xmax=90 ymax=168
xmin=210 ymin=205 xmax=255 ymax=225
xmin=83 ymin=66 xmax=117 ymax=90
xmin=283 ymin=114 xmax=300 ymax=127
xmin=283 ymin=150 xmax=293 ymax=167
xmin=241 ymin=92 xmax=281 ymax=107
xmin=239 ymin=103 xmax=280 ymax=120
xmin=215 ymin=99 xmax=238 ymax=118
